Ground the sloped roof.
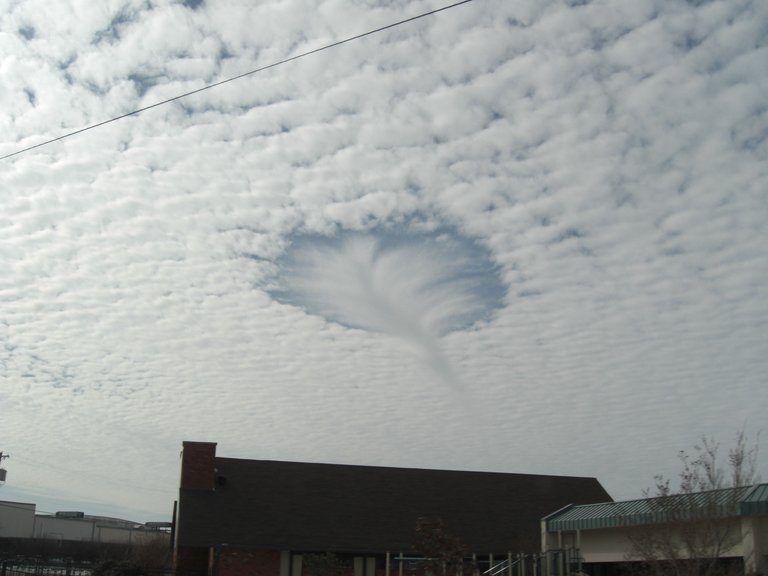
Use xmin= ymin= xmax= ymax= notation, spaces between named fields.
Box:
xmin=740 ymin=483 xmax=768 ymax=515
xmin=545 ymin=484 xmax=767 ymax=532
xmin=177 ymin=457 xmax=611 ymax=554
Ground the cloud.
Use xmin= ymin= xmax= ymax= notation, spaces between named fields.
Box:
xmin=0 ymin=0 xmax=766 ymax=520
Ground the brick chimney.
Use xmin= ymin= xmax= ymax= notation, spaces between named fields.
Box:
xmin=180 ymin=441 xmax=217 ymax=491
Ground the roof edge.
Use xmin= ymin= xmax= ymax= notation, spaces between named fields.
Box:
xmin=213 ymin=455 xmax=605 ymax=482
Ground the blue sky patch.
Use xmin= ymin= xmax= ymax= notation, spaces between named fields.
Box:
xmin=268 ymin=225 xmax=507 ymax=336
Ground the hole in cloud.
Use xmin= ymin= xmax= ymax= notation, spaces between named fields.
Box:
xmin=270 ymin=228 xmax=506 ymax=337
xmin=265 ymin=227 xmax=506 ymax=392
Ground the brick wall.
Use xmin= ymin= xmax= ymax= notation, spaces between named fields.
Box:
xmin=175 ymin=545 xmax=211 ymax=576
xmin=218 ymin=548 xmax=282 ymax=576
xmin=180 ymin=441 xmax=217 ymax=491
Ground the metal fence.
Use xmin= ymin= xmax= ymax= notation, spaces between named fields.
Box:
xmin=0 ymin=562 xmax=191 ymax=576
xmin=0 ymin=559 xmax=92 ymax=576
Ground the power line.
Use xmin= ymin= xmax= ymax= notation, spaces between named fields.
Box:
xmin=1 ymin=0 xmax=475 ymax=161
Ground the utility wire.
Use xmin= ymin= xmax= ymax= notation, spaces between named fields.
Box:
xmin=1 ymin=0 xmax=475 ymax=161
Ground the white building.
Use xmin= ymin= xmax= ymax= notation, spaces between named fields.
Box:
xmin=0 ymin=500 xmax=35 ymax=538
xmin=0 ymin=500 xmax=170 ymax=545
xmin=542 ymin=484 xmax=768 ymax=576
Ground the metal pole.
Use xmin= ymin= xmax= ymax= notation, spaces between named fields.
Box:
xmin=170 ymin=500 xmax=178 ymax=551
xmin=575 ymin=531 xmax=581 ymax=574
xmin=564 ymin=547 xmax=569 ymax=576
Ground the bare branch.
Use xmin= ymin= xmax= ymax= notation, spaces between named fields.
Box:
xmin=628 ymin=431 xmax=759 ymax=576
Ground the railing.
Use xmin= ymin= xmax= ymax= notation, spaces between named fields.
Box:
xmin=483 ymin=558 xmax=520 ymax=576
xmin=0 ymin=559 xmax=92 ymax=576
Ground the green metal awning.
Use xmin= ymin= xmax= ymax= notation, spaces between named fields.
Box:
xmin=546 ymin=484 xmax=765 ymax=532
xmin=740 ymin=483 xmax=768 ymax=515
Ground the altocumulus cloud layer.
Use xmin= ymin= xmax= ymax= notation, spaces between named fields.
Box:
xmin=1 ymin=0 xmax=767 ymax=520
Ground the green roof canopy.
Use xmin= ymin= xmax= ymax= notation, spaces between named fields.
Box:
xmin=741 ymin=483 xmax=768 ymax=515
xmin=546 ymin=484 xmax=768 ymax=532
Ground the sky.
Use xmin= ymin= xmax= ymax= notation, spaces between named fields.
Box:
xmin=1 ymin=0 xmax=766 ymax=523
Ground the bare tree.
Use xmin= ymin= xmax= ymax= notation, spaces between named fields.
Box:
xmin=93 ymin=534 xmax=171 ymax=576
xmin=628 ymin=431 xmax=759 ymax=576
xmin=303 ymin=552 xmax=348 ymax=576
xmin=414 ymin=517 xmax=476 ymax=576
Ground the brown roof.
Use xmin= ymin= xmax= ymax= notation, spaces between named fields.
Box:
xmin=177 ymin=456 xmax=610 ymax=554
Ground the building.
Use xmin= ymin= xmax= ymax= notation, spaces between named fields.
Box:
xmin=0 ymin=500 xmax=35 ymax=539
xmin=541 ymin=484 xmax=768 ymax=576
xmin=0 ymin=499 xmax=170 ymax=546
xmin=174 ymin=441 xmax=612 ymax=576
